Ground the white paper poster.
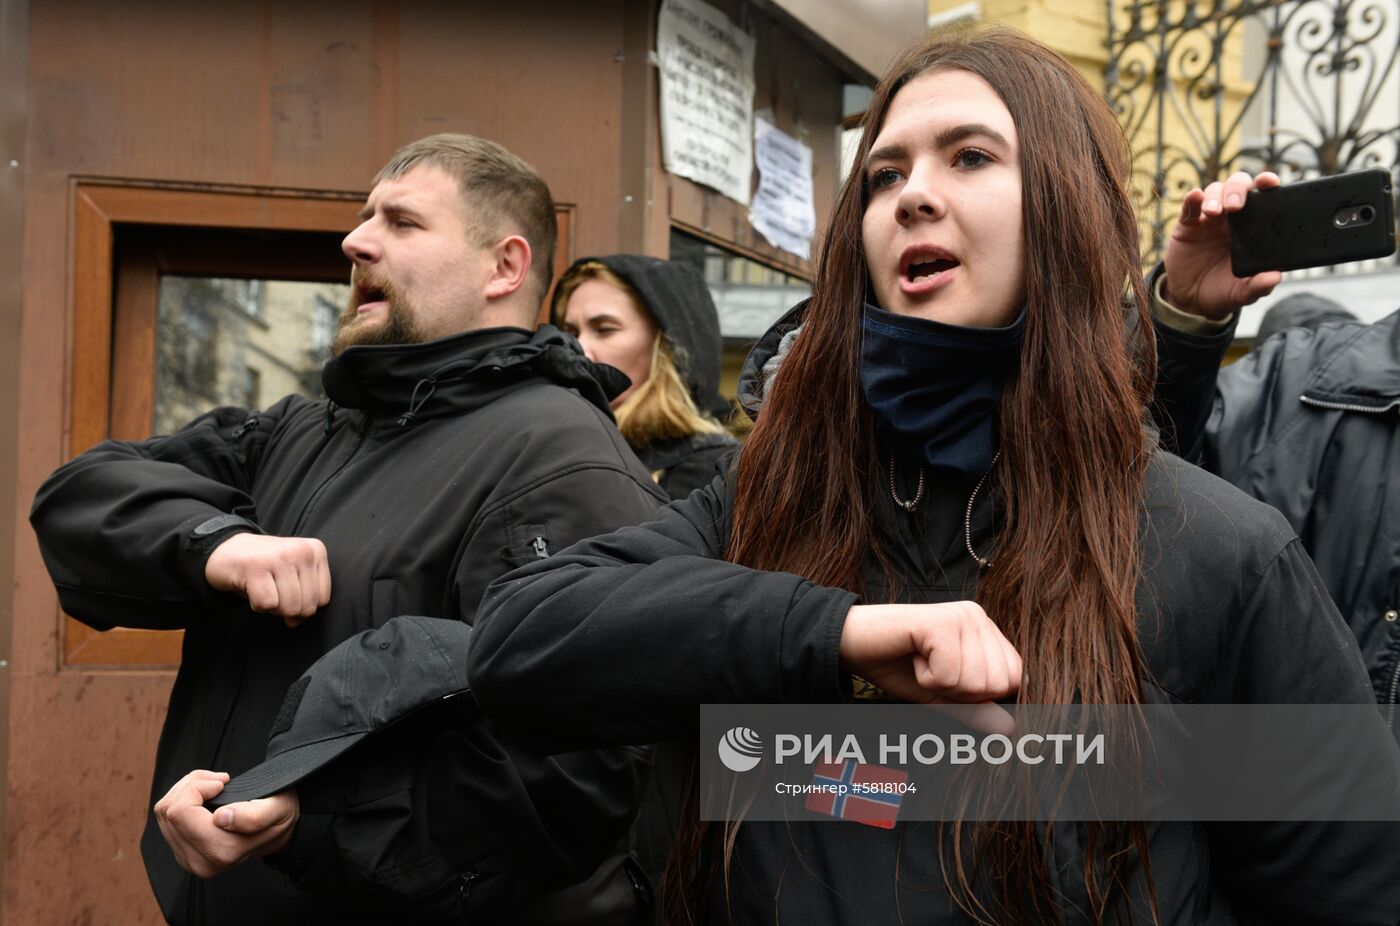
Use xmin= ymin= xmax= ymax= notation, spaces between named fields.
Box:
xmin=656 ymin=0 xmax=756 ymax=205
xmin=749 ymin=117 xmax=817 ymax=260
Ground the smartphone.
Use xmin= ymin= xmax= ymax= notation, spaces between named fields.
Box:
xmin=1228 ymin=168 xmax=1396 ymax=276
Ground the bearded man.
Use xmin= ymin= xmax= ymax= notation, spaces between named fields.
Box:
xmin=30 ymin=134 xmax=665 ymax=923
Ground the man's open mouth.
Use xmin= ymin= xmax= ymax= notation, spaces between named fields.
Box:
xmin=354 ymin=283 xmax=388 ymax=310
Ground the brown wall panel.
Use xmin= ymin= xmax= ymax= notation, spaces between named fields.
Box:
xmin=0 ymin=0 xmax=27 ymax=914
xmin=391 ymin=1 xmax=628 ymax=259
xmin=11 ymin=163 xmax=179 ymax=918
xmin=28 ymin=1 xmax=630 ymax=228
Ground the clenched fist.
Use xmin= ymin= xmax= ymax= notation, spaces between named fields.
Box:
xmin=839 ymin=601 xmax=1023 ymax=733
xmin=204 ymin=533 xmax=331 ymax=627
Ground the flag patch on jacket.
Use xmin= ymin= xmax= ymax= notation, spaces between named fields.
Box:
xmin=803 ymin=759 xmax=909 ymax=829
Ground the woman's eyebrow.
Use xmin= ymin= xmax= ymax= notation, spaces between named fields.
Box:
xmin=864 ymin=122 xmax=1010 ymax=172
xmin=864 ymin=143 xmax=907 ymax=170
xmin=934 ymin=123 xmax=1010 ymax=149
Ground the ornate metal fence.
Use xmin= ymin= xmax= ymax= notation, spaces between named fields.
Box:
xmin=1105 ymin=0 xmax=1399 ymax=267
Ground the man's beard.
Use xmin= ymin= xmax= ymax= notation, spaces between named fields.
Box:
xmin=331 ymin=271 xmax=424 ymax=355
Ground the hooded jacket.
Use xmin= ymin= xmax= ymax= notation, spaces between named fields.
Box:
xmin=554 ymin=255 xmax=739 ymax=500
xmin=30 ymin=325 xmax=667 ymax=923
xmin=470 ymin=307 xmax=1400 ymax=924
xmin=1154 ymin=303 xmax=1400 ymax=724
xmin=1253 ymin=291 xmax=1356 ymax=343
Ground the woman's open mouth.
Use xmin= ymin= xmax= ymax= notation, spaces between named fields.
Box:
xmin=899 ymin=255 xmax=960 ymax=296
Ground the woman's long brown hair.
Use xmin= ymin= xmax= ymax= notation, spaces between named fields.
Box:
xmin=663 ymin=27 xmax=1158 ymax=925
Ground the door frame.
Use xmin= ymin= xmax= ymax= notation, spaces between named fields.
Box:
xmin=64 ymin=181 xmax=364 ymax=668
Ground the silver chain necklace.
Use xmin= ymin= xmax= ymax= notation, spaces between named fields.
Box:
xmin=887 ymin=455 xmax=925 ymax=511
xmin=889 ymin=450 xmax=1001 ymax=569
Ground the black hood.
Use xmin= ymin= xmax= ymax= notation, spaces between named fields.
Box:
xmin=321 ymin=324 xmax=629 ymax=425
xmin=552 ymin=254 xmax=729 ymax=418
xmin=1256 ymin=292 xmax=1357 ymax=343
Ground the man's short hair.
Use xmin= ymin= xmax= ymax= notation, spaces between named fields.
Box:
xmin=375 ymin=133 xmax=557 ymax=305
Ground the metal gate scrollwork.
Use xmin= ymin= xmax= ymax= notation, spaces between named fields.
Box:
xmin=1105 ymin=0 xmax=1399 ymax=267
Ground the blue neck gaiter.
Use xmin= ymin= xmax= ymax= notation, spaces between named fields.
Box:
xmin=859 ymin=302 xmax=1025 ymax=478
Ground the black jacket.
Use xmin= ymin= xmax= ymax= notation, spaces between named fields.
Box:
xmin=1154 ymin=305 xmax=1400 ymax=722
xmin=632 ymin=432 xmax=737 ymax=501
xmin=554 ymin=255 xmax=739 ymax=500
xmin=30 ymin=326 xmax=666 ymax=923
xmin=470 ymin=315 xmax=1400 ymax=924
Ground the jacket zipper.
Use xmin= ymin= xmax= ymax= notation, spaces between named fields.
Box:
xmin=231 ymin=414 xmax=260 ymax=439
xmin=291 ymin=422 xmax=370 ymax=535
xmin=1299 ymin=395 xmax=1400 ymax=414
xmin=531 ymin=536 xmax=550 ymax=559
xmin=1299 ymin=392 xmax=1400 ymax=725
xmin=458 ymin=869 xmax=479 ymax=913
xmin=1387 ymin=662 xmax=1400 ymax=728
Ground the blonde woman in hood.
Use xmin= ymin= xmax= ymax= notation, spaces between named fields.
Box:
xmin=554 ymin=255 xmax=739 ymax=500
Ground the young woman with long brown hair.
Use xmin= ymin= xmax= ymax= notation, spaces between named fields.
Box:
xmin=468 ymin=28 xmax=1399 ymax=925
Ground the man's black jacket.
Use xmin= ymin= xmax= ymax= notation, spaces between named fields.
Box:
xmin=1154 ymin=306 xmax=1400 ymax=722
xmin=30 ymin=325 xmax=666 ymax=923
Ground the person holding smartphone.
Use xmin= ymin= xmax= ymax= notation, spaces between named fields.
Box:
xmin=1151 ymin=175 xmax=1400 ymax=727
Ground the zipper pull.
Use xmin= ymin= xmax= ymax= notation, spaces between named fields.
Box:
xmin=458 ymin=869 xmax=479 ymax=907
xmin=231 ymin=415 xmax=259 ymax=439
xmin=531 ymin=536 xmax=549 ymax=559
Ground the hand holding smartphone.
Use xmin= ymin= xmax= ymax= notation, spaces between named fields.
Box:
xmin=1229 ymin=168 xmax=1396 ymax=276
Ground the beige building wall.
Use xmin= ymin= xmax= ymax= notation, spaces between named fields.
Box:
xmin=927 ymin=0 xmax=1255 ymax=258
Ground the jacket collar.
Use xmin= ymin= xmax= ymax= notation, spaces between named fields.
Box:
xmin=736 ymin=301 xmax=806 ymax=421
xmin=321 ymin=325 xmax=630 ymax=425
xmin=1301 ymin=307 xmax=1400 ymax=410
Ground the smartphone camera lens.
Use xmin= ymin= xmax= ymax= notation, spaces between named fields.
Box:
xmin=1360 ymin=206 xmax=1376 ymax=222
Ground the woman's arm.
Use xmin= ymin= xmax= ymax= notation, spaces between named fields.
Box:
xmin=471 ymin=472 xmax=1024 ymax=752
xmin=470 ymin=474 xmax=858 ymax=751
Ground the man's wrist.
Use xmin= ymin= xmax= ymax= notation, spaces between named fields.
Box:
xmin=188 ymin=514 xmax=262 ymax=557
xmin=1153 ymin=274 xmax=1233 ymax=335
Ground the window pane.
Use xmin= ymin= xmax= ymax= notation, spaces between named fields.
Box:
xmin=154 ymin=276 xmax=350 ymax=434
xmin=669 ymin=229 xmax=811 ymax=341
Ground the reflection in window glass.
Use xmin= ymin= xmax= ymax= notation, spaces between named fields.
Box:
xmin=154 ymin=276 xmax=350 ymax=435
xmin=669 ymin=229 xmax=810 ymax=342
xmin=669 ymin=229 xmax=811 ymax=412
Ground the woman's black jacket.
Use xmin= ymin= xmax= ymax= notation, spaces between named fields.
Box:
xmin=469 ymin=303 xmax=1400 ymax=923
xmin=470 ymin=448 xmax=1400 ymax=924
xmin=632 ymin=431 xmax=738 ymax=500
